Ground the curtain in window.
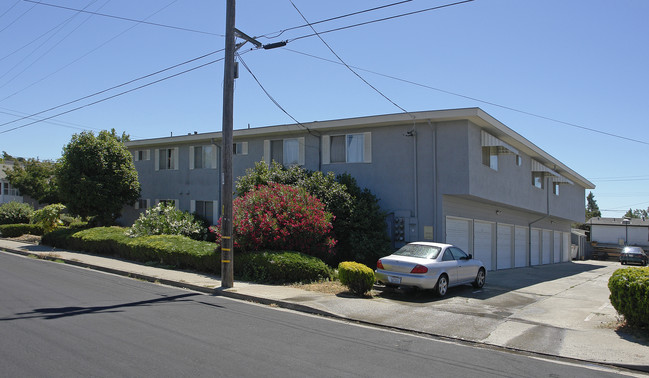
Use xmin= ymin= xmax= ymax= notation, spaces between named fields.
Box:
xmin=283 ymin=139 xmax=299 ymax=165
xmin=346 ymin=134 xmax=364 ymax=163
xmin=271 ymin=140 xmax=283 ymax=164
xmin=330 ymin=135 xmax=345 ymax=163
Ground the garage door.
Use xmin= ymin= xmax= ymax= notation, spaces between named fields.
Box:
xmin=446 ymin=217 xmax=470 ymax=254
xmin=530 ymin=228 xmax=541 ymax=266
xmin=542 ymin=230 xmax=552 ymax=264
xmin=497 ymin=224 xmax=513 ymax=269
xmin=562 ymin=232 xmax=571 ymax=262
xmin=514 ymin=226 xmax=527 ymax=268
xmin=553 ymin=232 xmax=561 ymax=263
xmin=474 ymin=221 xmax=494 ymax=271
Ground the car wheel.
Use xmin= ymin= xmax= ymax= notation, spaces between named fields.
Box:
xmin=472 ymin=268 xmax=486 ymax=289
xmin=621 ymin=261 xmax=626 ymax=265
xmin=435 ymin=274 xmax=448 ymax=297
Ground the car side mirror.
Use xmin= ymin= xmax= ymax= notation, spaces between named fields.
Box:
xmin=468 ymin=254 xmax=473 ymax=260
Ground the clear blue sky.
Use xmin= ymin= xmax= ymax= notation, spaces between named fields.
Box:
xmin=0 ymin=0 xmax=647 ymax=218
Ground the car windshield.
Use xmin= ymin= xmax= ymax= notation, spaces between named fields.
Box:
xmin=393 ymin=244 xmax=441 ymax=259
xmin=623 ymin=247 xmax=644 ymax=254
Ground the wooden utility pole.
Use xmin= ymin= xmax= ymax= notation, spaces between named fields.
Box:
xmin=220 ymin=0 xmax=236 ymax=288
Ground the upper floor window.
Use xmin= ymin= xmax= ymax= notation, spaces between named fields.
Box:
xmin=264 ymin=137 xmax=304 ymax=166
xmin=233 ymin=142 xmax=248 ymax=155
xmin=133 ymin=149 xmax=150 ymax=161
xmin=553 ymin=182 xmax=560 ymax=196
xmin=482 ymin=146 xmax=498 ymax=170
xmin=155 ymin=148 xmax=178 ymax=171
xmin=190 ymin=145 xmax=216 ymax=169
xmin=323 ymin=132 xmax=372 ymax=164
xmin=516 ymin=155 xmax=522 ymax=166
xmin=2 ymin=182 xmax=19 ymax=196
xmin=532 ymin=172 xmax=544 ymax=189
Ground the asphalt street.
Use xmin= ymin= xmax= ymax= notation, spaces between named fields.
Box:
xmin=0 ymin=252 xmax=638 ymax=377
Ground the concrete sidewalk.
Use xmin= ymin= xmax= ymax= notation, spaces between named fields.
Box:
xmin=1 ymin=238 xmax=648 ymax=372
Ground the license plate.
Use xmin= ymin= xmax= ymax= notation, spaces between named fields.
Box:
xmin=388 ymin=276 xmax=401 ymax=284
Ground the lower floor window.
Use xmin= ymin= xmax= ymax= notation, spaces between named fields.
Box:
xmin=194 ymin=200 xmax=215 ymax=224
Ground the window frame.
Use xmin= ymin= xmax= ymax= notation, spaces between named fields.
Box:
xmin=532 ymin=172 xmax=545 ymax=189
xmin=323 ymin=132 xmax=372 ymax=164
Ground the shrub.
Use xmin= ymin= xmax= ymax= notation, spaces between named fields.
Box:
xmin=236 ymin=251 xmax=334 ymax=284
xmin=0 ymin=223 xmax=44 ymax=237
xmin=338 ymin=261 xmax=375 ymax=296
xmin=608 ymin=267 xmax=649 ymax=327
xmin=215 ymin=183 xmax=336 ymax=260
xmin=0 ymin=201 xmax=33 ymax=225
xmin=32 ymin=204 xmax=66 ymax=233
xmin=128 ymin=202 xmax=207 ymax=240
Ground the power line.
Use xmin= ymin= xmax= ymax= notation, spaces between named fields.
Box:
xmin=0 ymin=49 xmax=223 ymax=129
xmin=259 ymin=0 xmax=415 ymax=39
xmin=23 ymin=0 xmax=223 ymax=36
xmin=0 ymin=55 xmax=225 ymax=135
xmin=287 ymin=0 xmax=475 ymax=43
xmin=0 ymin=0 xmax=181 ymax=103
xmin=290 ymin=0 xmax=411 ymax=116
xmin=0 ymin=1 xmax=21 ymax=21
xmin=283 ymin=48 xmax=649 ymax=146
xmin=236 ymin=52 xmax=314 ymax=135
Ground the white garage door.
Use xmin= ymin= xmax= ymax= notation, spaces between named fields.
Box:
xmin=474 ymin=221 xmax=494 ymax=271
xmin=542 ymin=230 xmax=552 ymax=264
xmin=514 ymin=226 xmax=527 ymax=268
xmin=553 ymin=232 xmax=561 ymax=263
xmin=530 ymin=228 xmax=541 ymax=266
xmin=562 ymin=232 xmax=571 ymax=262
xmin=497 ymin=224 xmax=513 ymax=269
xmin=446 ymin=217 xmax=470 ymax=253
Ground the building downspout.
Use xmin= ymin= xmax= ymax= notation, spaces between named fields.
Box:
xmin=528 ymin=175 xmax=551 ymax=266
xmin=413 ymin=123 xmax=418 ymax=220
xmin=428 ymin=120 xmax=437 ymax=241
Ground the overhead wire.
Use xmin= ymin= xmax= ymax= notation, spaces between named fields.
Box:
xmin=236 ymin=52 xmax=315 ymax=135
xmin=23 ymin=0 xmax=223 ymax=36
xmin=282 ymin=48 xmax=649 ymax=146
xmin=0 ymin=0 xmax=180 ymax=103
xmin=0 ymin=0 xmax=37 ymax=34
xmin=289 ymin=0 xmax=412 ymax=117
xmin=0 ymin=1 xmax=21 ymax=21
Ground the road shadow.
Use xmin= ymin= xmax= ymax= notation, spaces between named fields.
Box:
xmin=2 ymin=293 xmax=209 ymax=321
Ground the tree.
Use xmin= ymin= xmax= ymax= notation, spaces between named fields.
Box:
xmin=236 ymin=161 xmax=391 ymax=266
xmin=56 ymin=130 xmax=140 ymax=225
xmin=585 ymin=191 xmax=601 ymax=220
xmin=216 ymin=183 xmax=335 ymax=260
xmin=3 ymin=158 xmax=60 ymax=204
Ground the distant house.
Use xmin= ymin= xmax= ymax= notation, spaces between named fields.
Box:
xmin=587 ymin=217 xmax=649 ymax=247
xmin=124 ymin=107 xmax=595 ymax=271
xmin=0 ymin=161 xmax=23 ymax=204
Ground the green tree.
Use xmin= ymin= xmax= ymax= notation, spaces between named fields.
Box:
xmin=57 ymin=130 xmax=140 ymax=225
xmin=236 ymin=161 xmax=391 ymax=266
xmin=585 ymin=191 xmax=601 ymax=220
xmin=3 ymin=158 xmax=60 ymax=204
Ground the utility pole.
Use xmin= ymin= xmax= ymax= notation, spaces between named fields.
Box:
xmin=220 ymin=0 xmax=236 ymax=288
xmin=220 ymin=1 xmax=262 ymax=288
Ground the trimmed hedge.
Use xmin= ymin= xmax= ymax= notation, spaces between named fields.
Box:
xmin=0 ymin=223 xmax=44 ymax=237
xmin=0 ymin=202 xmax=33 ymax=225
xmin=236 ymin=251 xmax=333 ymax=283
xmin=338 ymin=261 xmax=375 ymax=296
xmin=39 ymin=227 xmax=331 ymax=284
xmin=608 ymin=267 xmax=649 ymax=327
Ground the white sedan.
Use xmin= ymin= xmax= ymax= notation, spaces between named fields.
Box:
xmin=375 ymin=242 xmax=486 ymax=296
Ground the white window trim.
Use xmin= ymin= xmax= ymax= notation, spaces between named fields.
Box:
xmin=322 ymin=132 xmax=371 ymax=164
xmin=263 ymin=137 xmax=305 ymax=166
xmin=154 ymin=148 xmax=179 ymax=171
xmin=133 ymin=149 xmax=150 ymax=162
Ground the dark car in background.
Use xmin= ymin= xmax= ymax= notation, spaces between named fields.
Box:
xmin=619 ymin=246 xmax=648 ymax=266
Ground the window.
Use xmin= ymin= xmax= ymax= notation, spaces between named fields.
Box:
xmin=2 ymin=182 xmax=19 ymax=196
xmin=158 ymin=199 xmax=177 ymax=208
xmin=325 ymin=132 xmax=371 ymax=164
xmin=135 ymin=199 xmax=150 ymax=210
xmin=193 ymin=200 xmax=215 ymax=224
xmin=516 ymin=155 xmax=522 ymax=166
xmin=264 ymin=137 xmax=304 ymax=166
xmin=553 ymin=182 xmax=560 ymax=196
xmin=134 ymin=149 xmax=150 ymax=161
xmin=156 ymin=148 xmax=178 ymax=170
xmin=482 ymin=147 xmax=498 ymax=170
xmin=233 ymin=142 xmax=248 ymax=155
xmin=449 ymin=247 xmax=469 ymax=260
xmin=191 ymin=145 xmax=216 ymax=169
xmin=532 ymin=172 xmax=544 ymax=189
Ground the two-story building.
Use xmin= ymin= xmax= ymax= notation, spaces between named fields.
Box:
xmin=0 ymin=161 xmax=24 ymax=205
xmin=124 ymin=107 xmax=594 ymax=271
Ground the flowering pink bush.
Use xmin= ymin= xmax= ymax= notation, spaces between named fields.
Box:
xmin=213 ymin=183 xmax=336 ymax=259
